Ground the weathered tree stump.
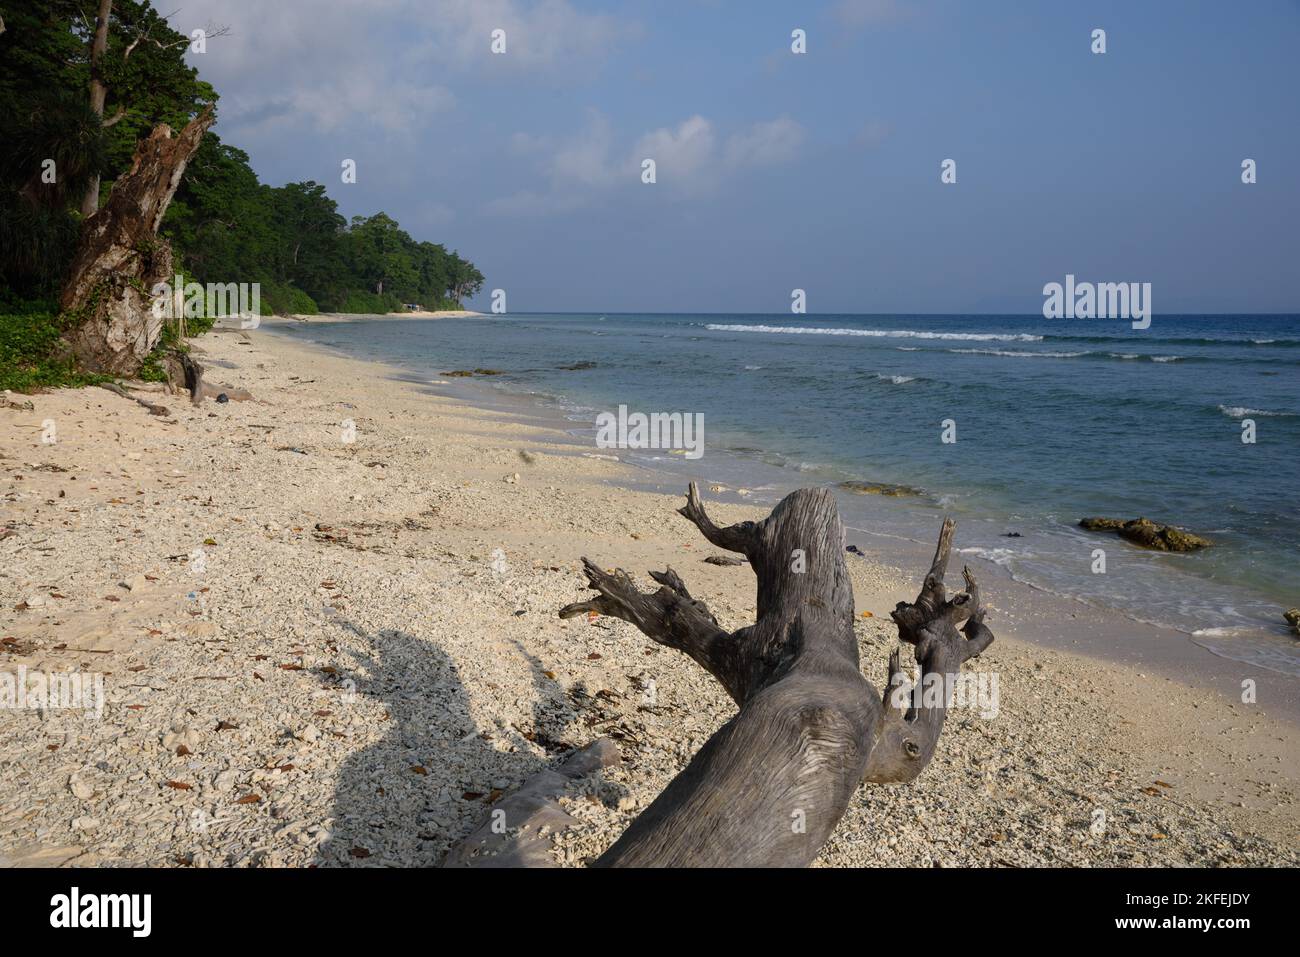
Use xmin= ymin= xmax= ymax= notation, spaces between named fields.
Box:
xmin=447 ymin=483 xmax=996 ymax=867
xmin=59 ymin=107 xmax=214 ymax=376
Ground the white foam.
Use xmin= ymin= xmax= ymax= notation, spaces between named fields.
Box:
xmin=1218 ymin=405 xmax=1295 ymax=418
xmin=957 ymin=546 xmax=1019 ymax=567
xmin=950 ymin=348 xmax=1088 ymax=358
xmin=705 ymin=324 xmax=1043 ymax=342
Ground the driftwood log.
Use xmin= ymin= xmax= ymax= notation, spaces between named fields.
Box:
xmin=446 ymin=483 xmax=995 ymax=867
xmin=60 ymin=107 xmax=214 ymax=376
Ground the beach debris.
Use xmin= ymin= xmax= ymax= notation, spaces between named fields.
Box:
xmin=162 ymin=724 xmax=201 ymax=753
xmin=703 ymin=555 xmax=746 ymax=566
xmin=1 ymin=393 xmax=35 ymax=411
xmin=837 ymin=480 xmax=924 ymax=497
xmin=95 ymin=382 xmax=170 ymax=417
xmin=69 ymin=775 xmax=95 ymax=800
xmin=1078 ymin=517 xmax=1211 ymax=552
xmin=503 ymin=473 xmax=520 ymax=484
xmin=517 ymin=450 xmax=536 ymax=465
xmin=846 ymin=544 xmax=863 ymax=556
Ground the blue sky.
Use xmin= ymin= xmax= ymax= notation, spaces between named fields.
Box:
xmin=172 ymin=0 xmax=1300 ymax=313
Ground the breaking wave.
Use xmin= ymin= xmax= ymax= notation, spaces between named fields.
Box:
xmin=705 ymin=324 xmax=1043 ymax=342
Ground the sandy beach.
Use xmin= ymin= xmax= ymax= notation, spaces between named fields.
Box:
xmin=276 ymin=310 xmax=486 ymax=323
xmin=2 ymin=320 xmax=1297 ymax=868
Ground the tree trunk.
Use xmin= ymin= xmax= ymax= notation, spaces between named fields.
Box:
xmin=60 ymin=107 xmax=214 ymax=376
xmin=446 ymin=483 xmax=996 ymax=867
xmin=80 ymin=0 xmax=114 ymax=218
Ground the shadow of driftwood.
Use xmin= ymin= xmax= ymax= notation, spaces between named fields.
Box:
xmin=316 ymin=622 xmax=502 ymax=866
xmin=316 ymin=621 xmax=612 ymax=866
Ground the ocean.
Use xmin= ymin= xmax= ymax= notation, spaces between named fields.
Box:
xmin=278 ymin=313 xmax=1300 ymax=677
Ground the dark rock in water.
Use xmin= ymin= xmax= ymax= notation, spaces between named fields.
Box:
xmin=1284 ymin=608 xmax=1300 ymax=637
xmin=838 ymin=480 xmax=923 ymax=497
xmin=1003 ymin=532 xmax=1022 ymax=538
xmin=704 ymin=555 xmax=746 ymax=566
xmin=558 ymin=361 xmax=597 ymax=371
xmin=845 ymin=544 xmax=863 ymax=555
xmin=442 ymin=368 xmax=504 ymax=377
xmin=1078 ymin=517 xmax=1125 ymax=532
xmin=216 ymin=393 xmax=229 ymax=403
xmin=1079 ymin=516 xmax=1211 ymax=552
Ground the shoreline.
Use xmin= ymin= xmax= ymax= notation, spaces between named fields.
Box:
xmin=275 ymin=310 xmax=485 ymax=323
xmin=1 ymin=322 xmax=1297 ymax=866
xmin=263 ymin=316 xmax=1300 ymax=720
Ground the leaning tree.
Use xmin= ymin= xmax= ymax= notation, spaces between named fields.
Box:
xmin=446 ymin=483 xmax=995 ymax=867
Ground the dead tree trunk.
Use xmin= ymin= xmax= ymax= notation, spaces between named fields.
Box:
xmin=444 ymin=483 xmax=996 ymax=867
xmin=551 ymin=484 xmax=995 ymax=867
xmin=59 ymin=106 xmax=214 ymax=376
xmin=80 ymin=0 xmax=114 ymax=218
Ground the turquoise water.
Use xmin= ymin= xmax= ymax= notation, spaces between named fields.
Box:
xmin=279 ymin=313 xmax=1300 ymax=675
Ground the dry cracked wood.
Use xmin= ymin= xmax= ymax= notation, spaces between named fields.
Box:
xmin=60 ymin=107 xmax=214 ymax=376
xmin=446 ymin=482 xmax=995 ymax=868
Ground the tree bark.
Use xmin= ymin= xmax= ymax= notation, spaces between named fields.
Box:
xmin=556 ymin=483 xmax=995 ymax=867
xmin=59 ymin=107 xmax=214 ymax=376
xmin=80 ymin=0 xmax=114 ymax=218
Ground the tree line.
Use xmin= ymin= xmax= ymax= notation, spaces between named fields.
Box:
xmin=0 ymin=0 xmax=484 ymax=316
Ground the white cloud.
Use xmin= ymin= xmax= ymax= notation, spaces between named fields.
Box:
xmin=723 ymin=115 xmax=805 ymax=168
xmin=633 ymin=115 xmax=717 ymax=182
xmin=168 ymin=0 xmax=637 ymax=135
xmin=419 ymin=0 xmax=639 ymax=71
xmin=489 ymin=112 xmax=806 ymax=216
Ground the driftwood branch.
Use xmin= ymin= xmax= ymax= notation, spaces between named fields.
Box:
xmin=453 ymin=483 xmax=996 ymax=867
xmin=442 ymin=739 xmax=619 ymax=868
xmin=95 ymin=381 xmax=169 ymax=416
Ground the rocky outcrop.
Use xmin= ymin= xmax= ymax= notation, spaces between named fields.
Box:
xmin=1079 ymin=517 xmax=1212 ymax=552
xmin=838 ymin=480 xmax=923 ymax=497
xmin=1284 ymin=608 xmax=1300 ymax=638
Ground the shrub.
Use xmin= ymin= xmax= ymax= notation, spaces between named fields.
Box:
xmin=0 ymin=312 xmax=104 ymax=392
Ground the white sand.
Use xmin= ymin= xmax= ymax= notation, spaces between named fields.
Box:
xmin=1 ymin=323 xmax=1296 ymax=867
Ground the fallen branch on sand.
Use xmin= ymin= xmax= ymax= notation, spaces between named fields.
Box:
xmin=95 ymin=382 xmax=170 ymax=417
xmin=446 ymin=482 xmax=996 ymax=867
